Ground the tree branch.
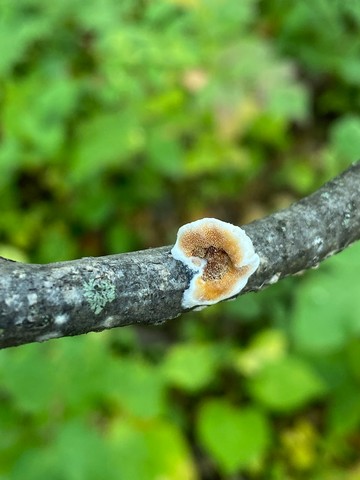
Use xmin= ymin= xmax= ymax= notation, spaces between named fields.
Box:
xmin=1 ymin=161 xmax=359 ymax=349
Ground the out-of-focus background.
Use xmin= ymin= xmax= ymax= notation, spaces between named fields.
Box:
xmin=1 ymin=0 xmax=360 ymax=478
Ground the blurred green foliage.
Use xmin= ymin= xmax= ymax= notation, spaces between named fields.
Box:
xmin=1 ymin=0 xmax=360 ymax=478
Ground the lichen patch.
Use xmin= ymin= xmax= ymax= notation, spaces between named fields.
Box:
xmin=83 ymin=277 xmax=116 ymax=314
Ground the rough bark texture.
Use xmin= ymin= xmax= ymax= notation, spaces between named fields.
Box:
xmin=1 ymin=161 xmax=359 ymax=349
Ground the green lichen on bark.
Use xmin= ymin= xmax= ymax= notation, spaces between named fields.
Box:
xmin=83 ymin=278 xmax=116 ymax=314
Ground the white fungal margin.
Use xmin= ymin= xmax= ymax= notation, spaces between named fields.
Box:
xmin=171 ymin=218 xmax=260 ymax=309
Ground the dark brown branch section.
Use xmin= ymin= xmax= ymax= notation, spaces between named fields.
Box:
xmin=1 ymin=161 xmax=359 ymax=348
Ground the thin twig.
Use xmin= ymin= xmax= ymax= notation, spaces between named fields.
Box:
xmin=0 ymin=161 xmax=359 ymax=348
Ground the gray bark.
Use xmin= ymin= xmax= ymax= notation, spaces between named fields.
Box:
xmin=1 ymin=161 xmax=359 ymax=349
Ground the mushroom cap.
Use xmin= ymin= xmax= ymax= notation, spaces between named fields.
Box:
xmin=171 ymin=218 xmax=260 ymax=308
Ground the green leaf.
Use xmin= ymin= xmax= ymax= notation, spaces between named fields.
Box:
xmin=0 ymin=9 xmax=49 ymax=76
xmin=223 ymin=291 xmax=263 ymax=321
xmin=36 ymin=223 xmax=77 ymax=262
xmin=110 ymin=418 xmax=196 ymax=480
xmin=267 ymin=83 xmax=309 ymax=121
xmin=330 ymin=115 xmax=360 ymax=165
xmin=195 ymin=0 xmax=256 ymax=39
xmin=197 ymin=399 xmax=270 ymax=474
xmin=4 ymin=74 xmax=78 ymax=158
xmin=235 ymin=329 xmax=287 ymax=376
xmin=107 ymin=358 xmax=166 ymax=419
xmin=11 ymin=420 xmax=119 ymax=480
xmin=70 ymin=181 xmax=115 ymax=230
xmin=147 ymin=130 xmax=184 ymax=177
xmin=106 ymin=223 xmax=137 ymax=254
xmin=162 ymin=343 xmax=219 ymax=392
xmin=248 ymin=356 xmax=325 ymax=413
xmin=51 ymin=336 xmax=119 ymax=413
xmin=0 ymin=344 xmax=57 ymax=415
xmin=0 ymin=244 xmax=28 ymax=262
xmin=71 ymin=112 xmax=144 ymax=183
xmin=142 ymin=420 xmax=197 ymax=480
xmin=0 ymin=403 xmax=24 ymax=471
xmin=346 ymin=338 xmax=360 ymax=381
xmin=327 ymin=383 xmax=360 ymax=438
xmin=292 ymin=243 xmax=360 ymax=353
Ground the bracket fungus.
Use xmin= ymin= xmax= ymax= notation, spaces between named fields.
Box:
xmin=171 ymin=218 xmax=260 ymax=309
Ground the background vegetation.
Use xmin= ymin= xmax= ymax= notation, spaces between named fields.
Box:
xmin=1 ymin=0 xmax=360 ymax=478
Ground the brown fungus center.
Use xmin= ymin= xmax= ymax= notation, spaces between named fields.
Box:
xmin=194 ymin=246 xmax=233 ymax=281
